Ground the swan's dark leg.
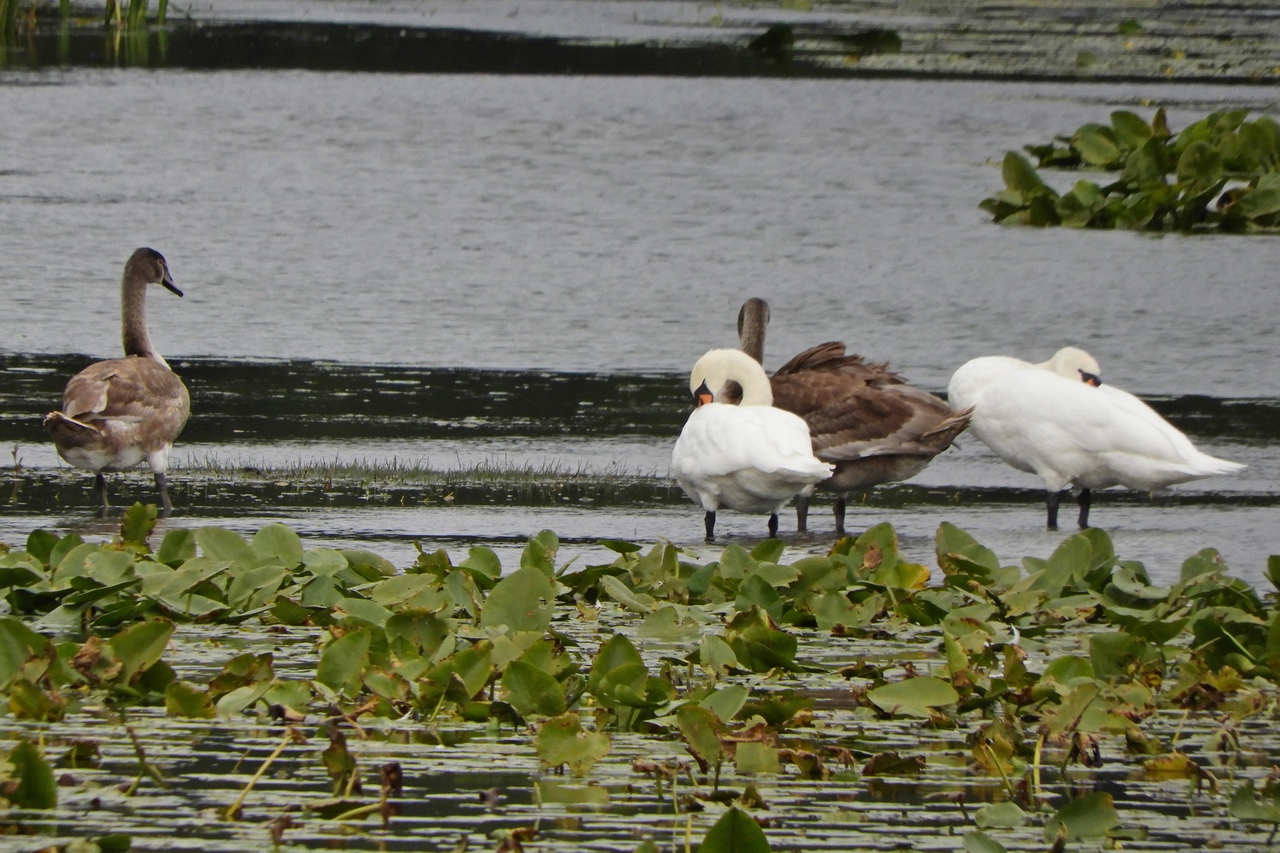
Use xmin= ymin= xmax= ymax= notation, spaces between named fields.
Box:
xmin=768 ymin=513 xmax=779 ymax=538
xmin=834 ymin=496 xmax=848 ymax=535
xmin=93 ymin=473 xmax=109 ymax=517
xmin=156 ymin=472 xmax=173 ymax=517
xmin=1077 ymin=488 xmax=1091 ymax=529
xmin=704 ymin=511 xmax=716 ymax=543
xmin=1046 ymin=491 xmax=1060 ymax=531
xmin=795 ymin=494 xmax=810 ymax=533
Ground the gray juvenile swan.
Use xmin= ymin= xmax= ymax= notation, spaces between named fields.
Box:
xmin=734 ymin=298 xmax=971 ymax=534
xmin=44 ymin=248 xmax=191 ymax=515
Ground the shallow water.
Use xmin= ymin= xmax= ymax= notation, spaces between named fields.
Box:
xmin=1 ymin=17 xmax=1278 ymax=590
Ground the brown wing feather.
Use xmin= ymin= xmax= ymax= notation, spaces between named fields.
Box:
xmin=59 ymin=356 xmax=190 ymax=449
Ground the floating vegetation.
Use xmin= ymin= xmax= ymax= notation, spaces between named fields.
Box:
xmin=0 ymin=505 xmax=1279 ymax=849
xmin=982 ymin=108 xmax=1280 ymax=232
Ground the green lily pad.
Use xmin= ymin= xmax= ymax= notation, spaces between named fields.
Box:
xmin=866 ymin=676 xmax=958 ymax=718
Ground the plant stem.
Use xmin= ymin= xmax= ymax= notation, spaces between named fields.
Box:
xmin=226 ymin=730 xmax=295 ymax=821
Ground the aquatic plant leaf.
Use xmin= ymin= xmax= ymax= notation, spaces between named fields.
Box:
xmin=226 ymin=565 xmax=287 ymax=611
xmin=862 ymin=751 xmax=926 ymax=776
xmin=700 ymin=684 xmax=749 ymax=723
xmin=24 ymin=529 xmax=59 ymax=564
xmin=1111 ymin=110 xmax=1153 ymax=147
xmin=155 ymin=528 xmax=196 ymax=566
xmin=337 ymin=597 xmax=394 ymax=630
xmin=251 ymin=523 xmax=304 ymax=567
xmin=1074 ymin=124 xmax=1123 ymax=167
xmin=678 ymin=704 xmax=726 ymax=766
xmin=718 ymin=544 xmax=753 ymax=580
xmin=698 ymin=635 xmax=740 ymax=674
xmin=1229 ymin=780 xmax=1280 ymax=823
xmin=502 ymin=660 xmax=567 ymax=717
xmin=588 ymin=634 xmax=644 ymax=693
xmin=120 ymin=502 xmax=158 ymax=545
xmin=866 ymin=676 xmax=958 ymax=718
xmin=1267 ymin=556 xmax=1280 ymax=592
xmin=1236 ymin=175 xmax=1280 ymax=219
xmin=723 ymin=607 xmax=800 ymax=673
xmin=8 ymin=678 xmax=65 ymax=722
xmin=482 ymin=566 xmax=556 ymax=634
xmin=165 ymin=681 xmax=216 ymax=718
xmin=936 ymin=522 xmax=1000 ymax=574
xmin=1142 ymin=751 xmax=1199 ymax=780
xmin=5 ymin=739 xmax=56 ymax=809
xmin=522 ymin=530 xmax=559 ymax=577
xmin=536 ymin=712 xmax=610 ymax=775
xmin=962 ymin=831 xmax=1009 ymax=853
xmin=108 ymin=618 xmax=175 ymax=682
xmin=1089 ymin=631 xmax=1160 ymax=679
xmin=697 ymin=806 xmax=771 ymax=853
xmin=1001 ymin=151 xmax=1053 ymax=196
xmin=975 ymin=801 xmax=1027 ymax=828
xmin=637 ymin=606 xmax=700 ymax=641
xmin=316 ymin=628 xmax=371 ymax=697
xmin=749 ymin=539 xmax=785 ymax=565
xmin=338 ymin=549 xmax=398 ymax=580
xmin=538 ymin=779 xmax=610 ymax=805
xmin=599 ymin=574 xmax=656 ymax=614
xmin=598 ymin=540 xmax=642 ymax=554
xmin=1043 ymin=791 xmax=1120 ymax=841
xmin=195 ymin=527 xmax=256 ymax=564
xmin=458 ymin=546 xmax=503 ymax=582
xmin=0 ymin=618 xmax=54 ymax=689
xmin=372 ymin=574 xmax=449 ymax=612
xmin=735 ymin=575 xmax=782 ymax=620
xmin=734 ymin=741 xmax=780 ymax=775
xmin=739 ymin=692 xmax=812 ymax=727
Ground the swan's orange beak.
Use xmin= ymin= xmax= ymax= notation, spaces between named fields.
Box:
xmin=1080 ymin=371 xmax=1101 ymax=387
xmin=693 ymin=380 xmax=714 ymax=407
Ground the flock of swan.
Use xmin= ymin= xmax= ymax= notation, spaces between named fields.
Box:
xmin=44 ymin=249 xmax=1245 ymax=540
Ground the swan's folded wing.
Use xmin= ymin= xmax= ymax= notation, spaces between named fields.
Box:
xmin=801 ymin=387 xmax=961 ymax=461
xmin=772 ymin=342 xmax=904 ymax=386
xmin=61 ymin=358 xmax=190 ymax=432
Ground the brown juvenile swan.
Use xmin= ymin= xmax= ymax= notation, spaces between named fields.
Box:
xmin=734 ymin=297 xmax=971 ymax=534
xmin=44 ymin=248 xmax=191 ymax=515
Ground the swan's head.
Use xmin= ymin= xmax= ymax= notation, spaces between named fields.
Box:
xmin=1046 ymin=347 xmax=1101 ymax=387
xmin=689 ymin=348 xmax=773 ymax=406
xmin=126 ymin=247 xmax=182 ymax=297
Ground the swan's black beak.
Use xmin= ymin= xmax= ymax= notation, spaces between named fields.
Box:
xmin=693 ymin=380 xmax=714 ymax=407
xmin=1080 ymin=371 xmax=1101 ymax=387
xmin=161 ymin=269 xmax=183 ymax=298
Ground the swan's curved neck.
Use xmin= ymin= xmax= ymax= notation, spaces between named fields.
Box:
xmin=737 ymin=298 xmax=769 ymax=363
xmin=731 ymin=368 xmax=774 ymax=406
xmin=121 ymin=277 xmax=162 ymax=363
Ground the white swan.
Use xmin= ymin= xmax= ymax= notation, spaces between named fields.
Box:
xmin=44 ymin=248 xmax=191 ymax=516
xmin=671 ymin=348 xmax=834 ymax=541
xmin=736 ymin=298 xmax=971 ymax=534
xmin=948 ymin=347 xmax=1244 ymax=529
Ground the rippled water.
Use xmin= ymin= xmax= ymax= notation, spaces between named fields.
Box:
xmin=1 ymin=26 xmax=1278 ymax=586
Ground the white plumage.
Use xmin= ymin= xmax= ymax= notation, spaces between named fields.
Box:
xmin=947 ymin=346 xmax=1244 ymax=529
xmin=671 ymin=348 xmax=833 ymax=541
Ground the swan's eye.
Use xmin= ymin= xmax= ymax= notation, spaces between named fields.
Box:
xmin=1080 ymin=371 xmax=1101 ymax=387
